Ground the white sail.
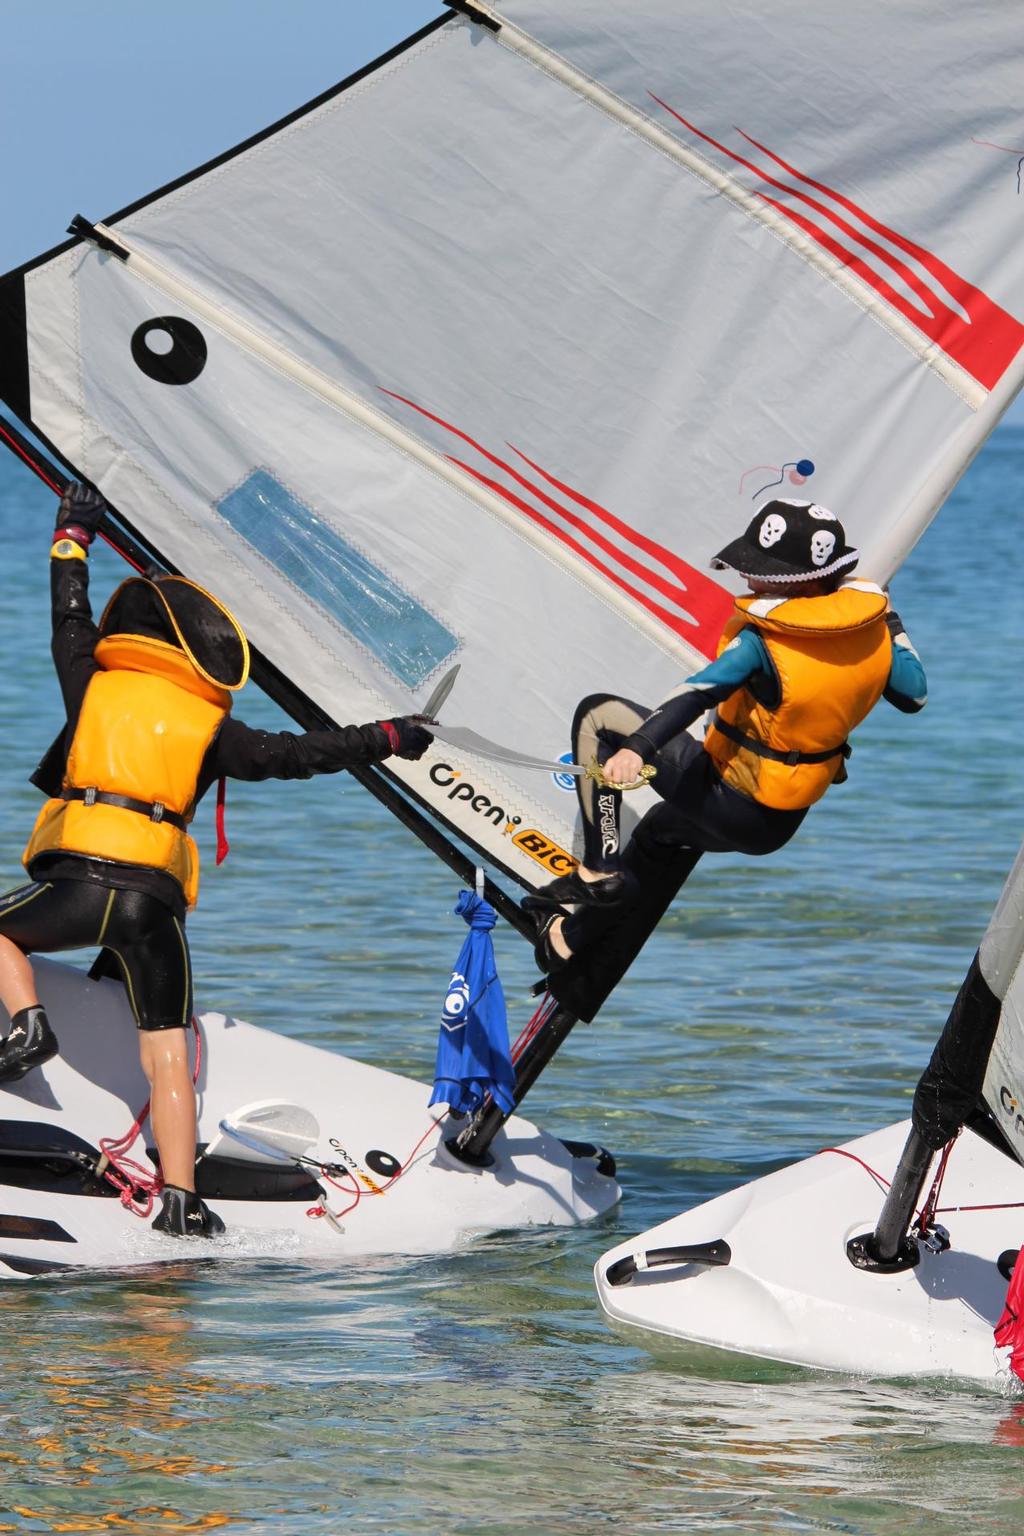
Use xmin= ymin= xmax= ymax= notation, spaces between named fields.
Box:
xmin=981 ymin=843 xmax=1024 ymax=1159
xmin=2 ymin=3 xmax=1023 ymax=889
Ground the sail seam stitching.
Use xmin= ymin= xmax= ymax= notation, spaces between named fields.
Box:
xmin=91 ymin=223 xmax=708 ymax=673
xmin=481 ymin=8 xmax=985 ymax=410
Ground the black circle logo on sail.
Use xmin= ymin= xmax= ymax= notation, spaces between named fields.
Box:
xmin=131 ymin=317 xmax=207 ymax=385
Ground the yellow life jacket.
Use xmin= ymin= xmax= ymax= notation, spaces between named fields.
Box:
xmin=702 ymin=581 xmax=891 ymax=811
xmin=23 ymin=635 xmax=231 ymax=909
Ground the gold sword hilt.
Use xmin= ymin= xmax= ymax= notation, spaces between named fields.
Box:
xmin=584 ymin=758 xmax=657 ymax=792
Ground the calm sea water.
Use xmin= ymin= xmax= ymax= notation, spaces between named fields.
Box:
xmin=0 ymin=434 xmax=1022 ymax=1535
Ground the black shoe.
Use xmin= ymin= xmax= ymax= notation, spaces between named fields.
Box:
xmin=534 ymin=912 xmax=571 ymax=976
xmin=152 ymin=1184 xmax=226 ymax=1239
xmin=0 ymin=1007 xmax=58 ymax=1083
xmin=524 ymin=868 xmax=632 ymax=913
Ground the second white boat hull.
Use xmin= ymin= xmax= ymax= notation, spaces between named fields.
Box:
xmin=595 ymin=1120 xmax=1023 ymax=1383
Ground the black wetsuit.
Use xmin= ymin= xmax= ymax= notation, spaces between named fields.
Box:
xmin=0 ymin=555 xmax=393 ymax=1030
xmin=562 ymin=610 xmax=926 ymax=953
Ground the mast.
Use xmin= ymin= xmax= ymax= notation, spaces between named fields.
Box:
xmin=849 ymin=841 xmax=1024 ymax=1270
xmin=457 ymin=845 xmax=702 ymax=1158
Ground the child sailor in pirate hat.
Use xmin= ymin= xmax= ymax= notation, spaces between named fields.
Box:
xmin=0 ymin=484 xmax=434 ymax=1237
xmin=531 ymin=498 xmax=927 ymax=971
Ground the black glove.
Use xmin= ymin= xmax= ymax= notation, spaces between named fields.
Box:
xmin=377 ymin=715 xmax=434 ymax=761
xmin=885 ymin=609 xmax=906 ymax=639
xmin=54 ymin=482 xmax=107 ymax=544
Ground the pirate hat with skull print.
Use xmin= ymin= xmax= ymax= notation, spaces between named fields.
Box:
xmin=711 ymin=499 xmax=859 ymax=583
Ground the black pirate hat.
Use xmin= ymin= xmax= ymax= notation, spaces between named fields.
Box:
xmin=100 ymin=575 xmax=250 ymax=692
xmin=711 ymin=500 xmax=859 ymax=583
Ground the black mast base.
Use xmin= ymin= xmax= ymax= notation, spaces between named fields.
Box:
xmin=846 ymin=1230 xmax=921 ymax=1275
xmin=441 ymin=1135 xmax=495 ymax=1169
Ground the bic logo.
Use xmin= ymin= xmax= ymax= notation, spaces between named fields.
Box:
xmin=512 ymin=829 xmax=578 ymax=876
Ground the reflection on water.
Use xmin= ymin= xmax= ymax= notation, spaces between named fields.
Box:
xmin=0 ymin=437 xmax=1022 ymax=1532
xmin=0 ymin=1268 xmax=242 ymax=1530
xmin=1 ymin=1247 xmax=1022 ymax=1535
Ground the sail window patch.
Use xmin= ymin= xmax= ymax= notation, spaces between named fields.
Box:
xmin=217 ymin=470 xmax=458 ymax=689
xmin=131 ymin=317 xmax=208 ymax=386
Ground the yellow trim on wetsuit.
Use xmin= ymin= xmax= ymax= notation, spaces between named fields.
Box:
xmin=96 ymin=888 xmax=116 ymax=946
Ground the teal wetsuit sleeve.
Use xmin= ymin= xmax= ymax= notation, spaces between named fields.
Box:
xmin=883 ymin=612 xmax=927 ymax=713
xmin=624 ymin=627 xmax=770 ymax=758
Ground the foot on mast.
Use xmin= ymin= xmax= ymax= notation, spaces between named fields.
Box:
xmin=522 ymin=868 xmax=635 ymax=917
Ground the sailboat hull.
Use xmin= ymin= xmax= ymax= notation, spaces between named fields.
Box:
xmin=595 ymin=1121 xmax=1023 ymax=1383
xmin=0 ymin=959 xmax=619 ymax=1277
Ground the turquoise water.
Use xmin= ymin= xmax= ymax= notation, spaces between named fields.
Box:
xmin=0 ymin=434 xmax=1022 ymax=1534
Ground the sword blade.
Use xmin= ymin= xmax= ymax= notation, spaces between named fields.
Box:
xmin=428 ymin=722 xmax=584 ymax=775
xmin=419 ymin=663 xmax=461 ymax=723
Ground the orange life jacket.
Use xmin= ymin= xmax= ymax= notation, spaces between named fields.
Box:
xmin=702 ymin=581 xmax=891 ymax=811
xmin=23 ymin=635 xmax=231 ymax=909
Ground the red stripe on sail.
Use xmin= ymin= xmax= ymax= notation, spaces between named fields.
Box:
xmin=450 ymin=456 xmax=714 ymax=649
xmin=382 ymin=389 xmax=732 ymax=656
xmin=650 ymin=95 xmax=1024 ymax=392
xmin=508 ymin=446 xmax=733 ymax=642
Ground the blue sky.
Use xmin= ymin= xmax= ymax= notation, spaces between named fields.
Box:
xmin=3 ymin=3 xmax=1021 ymax=424
xmin=3 ymin=2 xmax=438 ymax=271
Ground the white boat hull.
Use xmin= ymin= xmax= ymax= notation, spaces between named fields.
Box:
xmin=0 ymin=959 xmax=619 ymax=1276
xmin=595 ymin=1120 xmax=1024 ymax=1383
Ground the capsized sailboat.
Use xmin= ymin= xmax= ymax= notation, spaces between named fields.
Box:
xmin=0 ymin=2 xmax=1023 ymax=1269
xmin=595 ymin=836 xmax=1024 ymax=1384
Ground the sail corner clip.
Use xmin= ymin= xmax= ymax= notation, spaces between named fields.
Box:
xmin=446 ymin=1 xmax=501 ymax=32
xmin=67 ymin=215 xmax=129 ymax=262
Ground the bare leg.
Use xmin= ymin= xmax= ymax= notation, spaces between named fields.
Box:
xmin=0 ymin=935 xmax=39 ymax=1016
xmin=139 ymin=1029 xmax=196 ymax=1192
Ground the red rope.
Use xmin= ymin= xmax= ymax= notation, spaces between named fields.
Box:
xmin=306 ymin=1000 xmax=556 ymax=1229
xmin=307 ymin=1113 xmax=449 ymax=1225
xmin=511 ymin=992 xmax=556 ymax=1061
xmin=96 ymin=527 xmax=148 ymax=573
xmin=819 ymin=1139 xmax=1024 ymax=1223
xmin=0 ymin=421 xmax=148 ymax=574
xmin=918 ymin=1137 xmax=956 ymax=1232
xmin=936 ymin=1199 xmax=1024 ymax=1215
xmin=0 ymin=421 xmax=63 ymax=493
xmin=818 ymin=1145 xmax=891 ymax=1192
xmin=97 ymin=1016 xmax=203 ymax=1218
